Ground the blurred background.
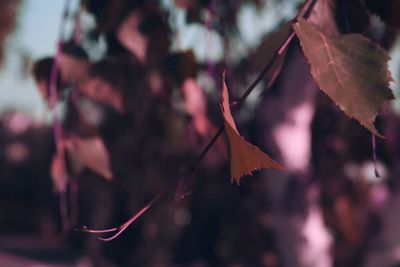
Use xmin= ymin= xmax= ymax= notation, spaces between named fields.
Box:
xmin=1 ymin=0 xmax=400 ymax=266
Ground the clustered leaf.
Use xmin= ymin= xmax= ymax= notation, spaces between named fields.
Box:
xmin=294 ymin=18 xmax=394 ymax=136
xmin=220 ymin=75 xmax=283 ymax=184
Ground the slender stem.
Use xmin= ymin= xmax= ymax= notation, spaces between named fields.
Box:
xmin=188 ymin=0 xmax=319 ymax=176
xmin=49 ymin=0 xmax=72 ymax=232
xmin=372 ymin=134 xmax=380 ymax=177
xmin=79 ymin=0 xmax=320 ymax=240
xmin=189 ymin=125 xmax=225 ymax=173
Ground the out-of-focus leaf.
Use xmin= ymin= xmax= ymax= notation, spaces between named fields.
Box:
xmin=251 ymin=20 xmax=293 ymax=75
xmin=0 ymin=0 xmax=19 ymax=65
xmin=294 ymin=18 xmax=394 ymax=136
xmin=221 ymin=75 xmax=283 ymax=184
xmin=51 ymin=151 xmax=69 ymax=193
xmin=364 ymin=0 xmax=400 ymax=29
xmin=67 ymin=136 xmax=113 ymax=180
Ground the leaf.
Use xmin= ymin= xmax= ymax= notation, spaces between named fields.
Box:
xmin=294 ymin=18 xmax=394 ymax=136
xmin=67 ymin=136 xmax=113 ymax=180
xmin=251 ymin=20 xmax=293 ymax=75
xmin=221 ymin=75 xmax=283 ymax=184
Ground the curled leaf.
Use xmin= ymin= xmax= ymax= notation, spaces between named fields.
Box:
xmin=221 ymin=74 xmax=283 ymax=184
xmin=294 ymin=18 xmax=394 ymax=136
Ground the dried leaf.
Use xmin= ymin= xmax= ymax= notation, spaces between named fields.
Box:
xmin=221 ymin=75 xmax=283 ymax=184
xmin=294 ymin=18 xmax=394 ymax=136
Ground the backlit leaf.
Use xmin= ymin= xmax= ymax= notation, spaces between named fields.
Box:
xmin=294 ymin=18 xmax=394 ymax=136
xmin=221 ymin=75 xmax=283 ymax=184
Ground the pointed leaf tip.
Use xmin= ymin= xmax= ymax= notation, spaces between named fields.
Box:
xmin=294 ymin=18 xmax=394 ymax=137
xmin=221 ymin=74 xmax=283 ymax=184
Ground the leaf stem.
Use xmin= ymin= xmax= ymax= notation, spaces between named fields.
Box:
xmin=187 ymin=0 xmax=319 ymax=177
xmin=78 ymin=0 xmax=320 ymax=239
xmin=49 ymin=0 xmax=72 ymax=232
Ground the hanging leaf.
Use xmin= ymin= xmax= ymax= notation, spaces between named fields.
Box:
xmin=251 ymin=20 xmax=293 ymax=75
xmin=221 ymin=75 xmax=283 ymax=184
xmin=294 ymin=18 xmax=394 ymax=136
xmin=66 ymin=136 xmax=113 ymax=180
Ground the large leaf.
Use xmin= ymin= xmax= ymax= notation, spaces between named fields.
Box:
xmin=221 ymin=75 xmax=283 ymax=184
xmin=294 ymin=18 xmax=394 ymax=136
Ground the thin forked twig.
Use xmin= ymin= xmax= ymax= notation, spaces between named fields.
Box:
xmin=177 ymin=0 xmax=319 ymax=194
xmin=78 ymin=0 xmax=319 ymax=241
xmin=76 ymin=192 xmax=165 ymax=241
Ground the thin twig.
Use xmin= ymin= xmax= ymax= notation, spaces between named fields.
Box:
xmin=372 ymin=134 xmax=380 ymax=177
xmin=49 ymin=0 xmax=72 ymax=232
xmin=76 ymin=192 xmax=165 ymax=241
xmin=183 ymin=0 xmax=319 ymax=182
xmin=78 ymin=0 xmax=320 ymax=240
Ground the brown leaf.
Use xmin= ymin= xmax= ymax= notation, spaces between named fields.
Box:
xmin=221 ymin=74 xmax=283 ymax=184
xmin=294 ymin=18 xmax=394 ymax=136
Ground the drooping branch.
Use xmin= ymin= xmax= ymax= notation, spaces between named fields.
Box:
xmin=49 ymin=0 xmax=73 ymax=232
xmin=182 ymin=0 xmax=319 ymax=184
xmin=78 ymin=0 xmax=319 ymax=241
xmin=76 ymin=192 xmax=165 ymax=241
